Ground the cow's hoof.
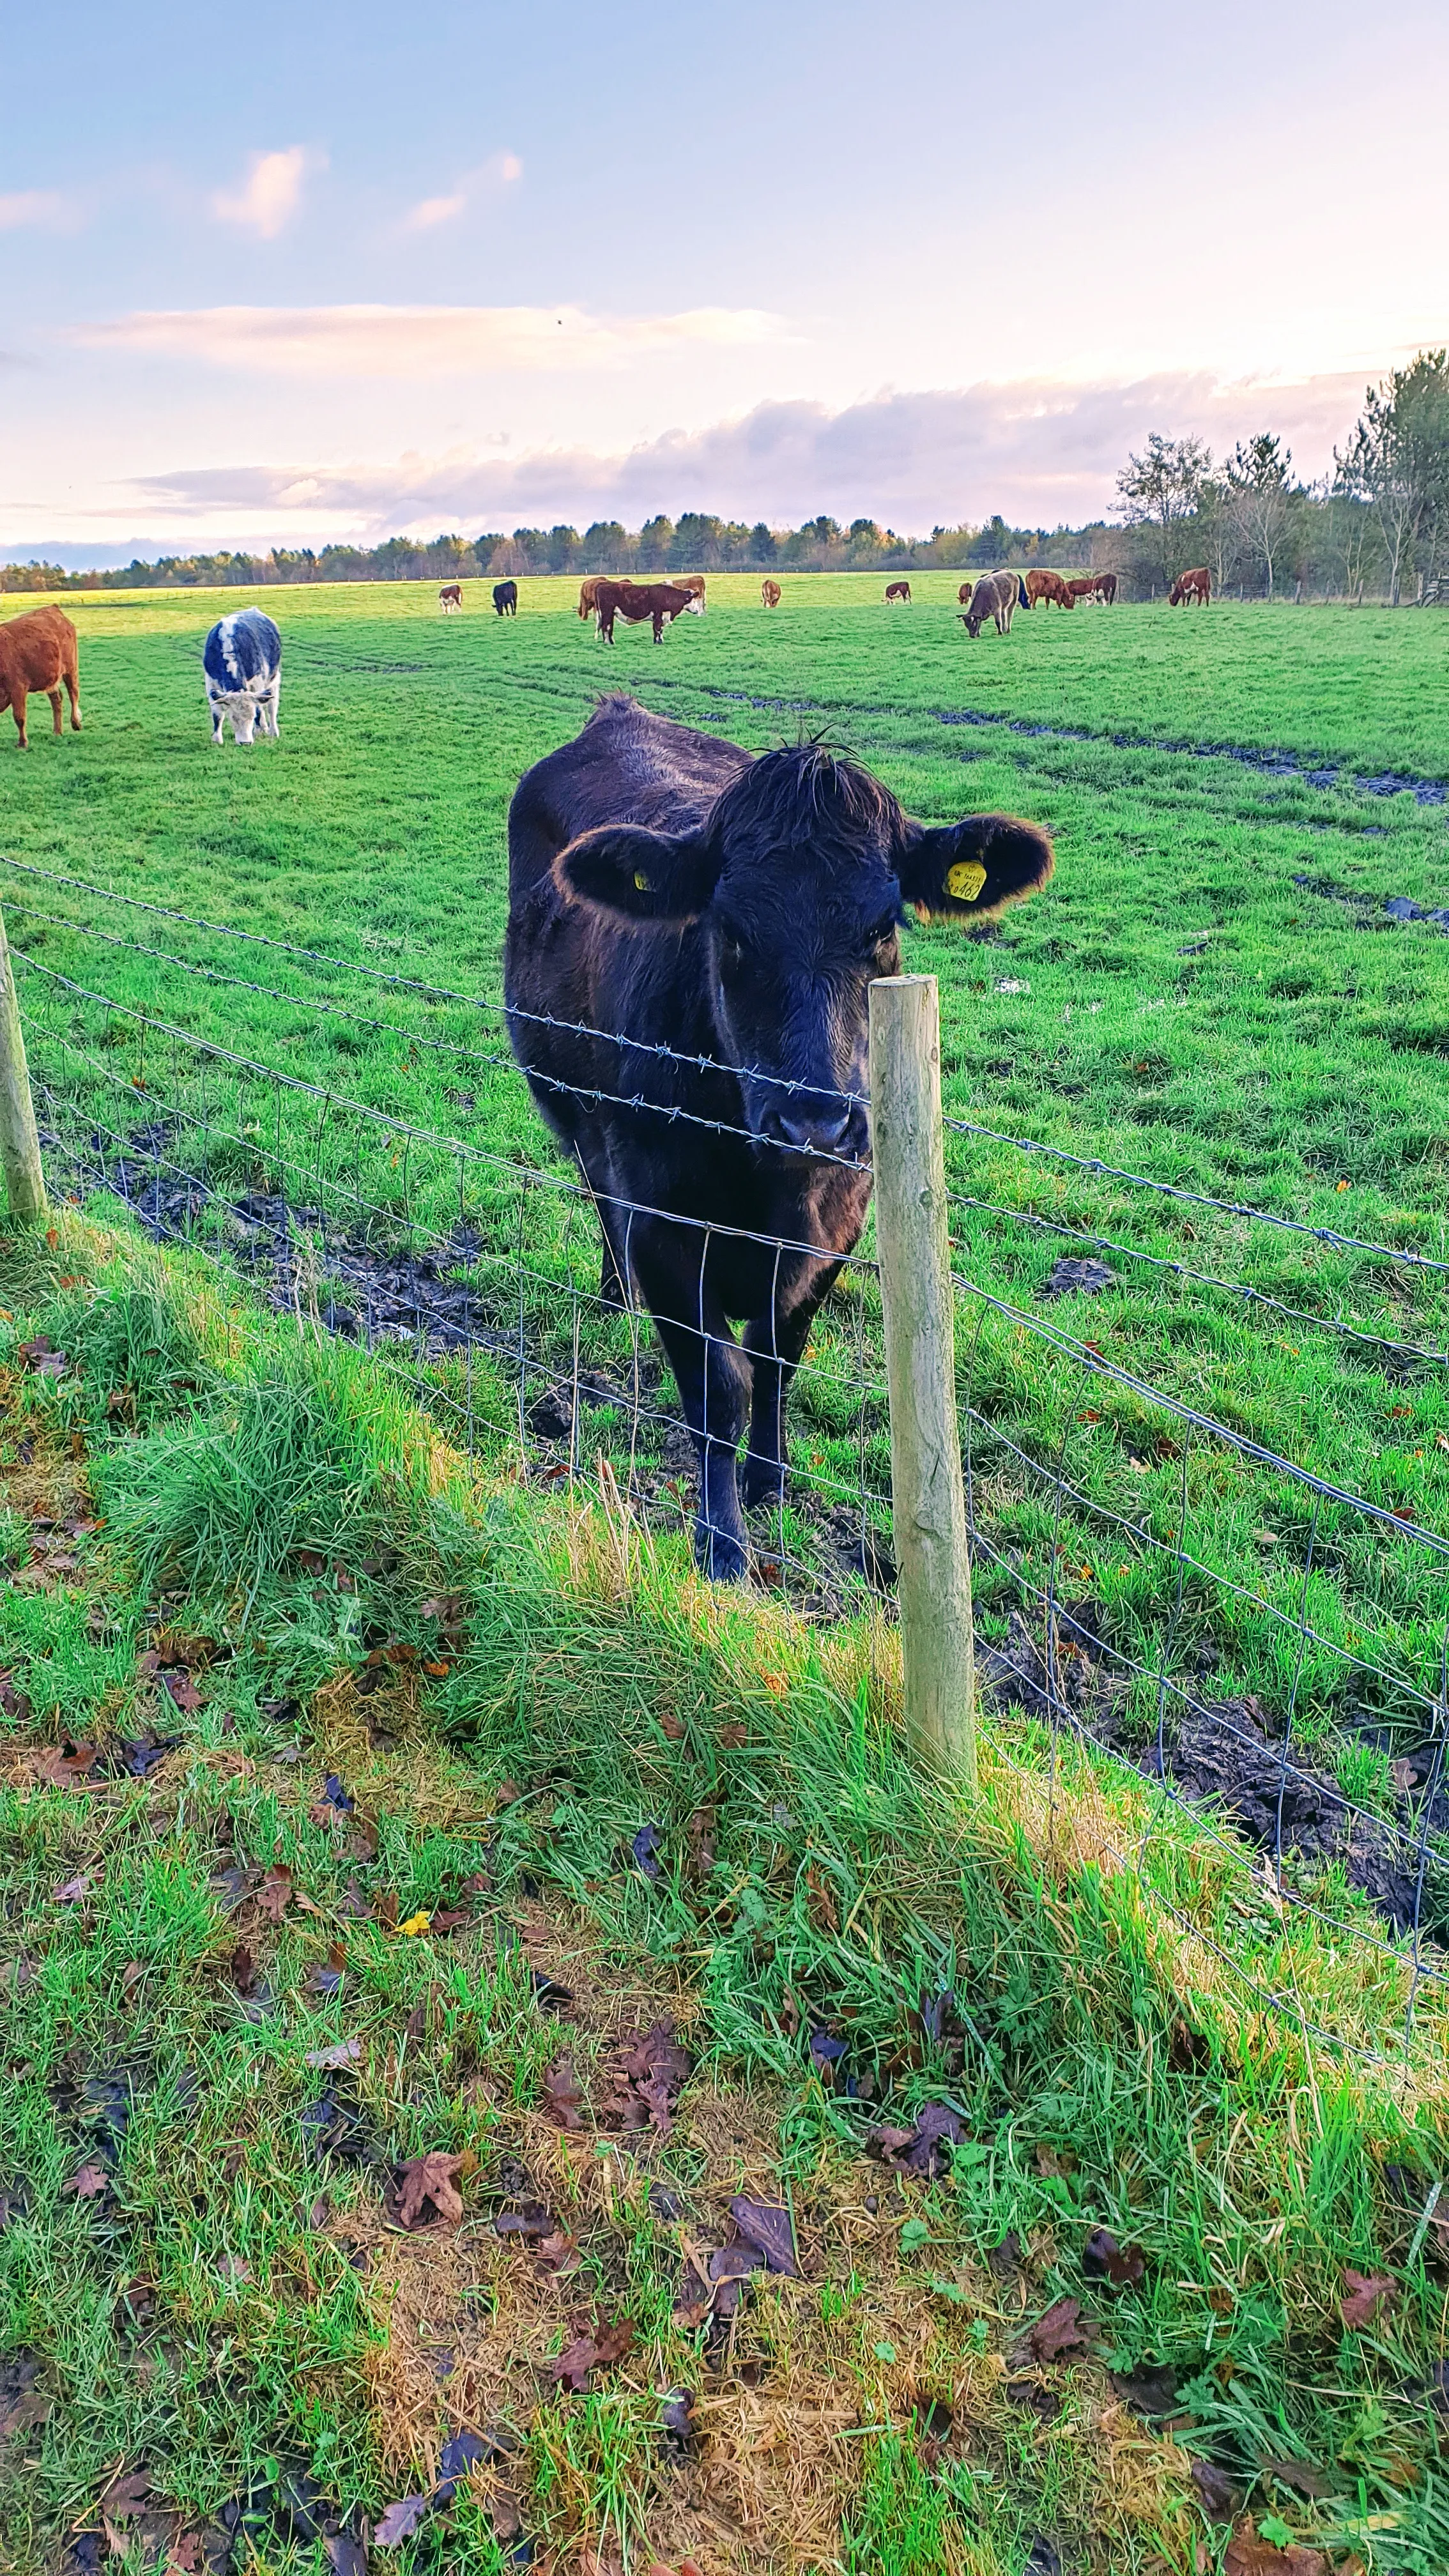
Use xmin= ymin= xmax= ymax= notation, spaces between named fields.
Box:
xmin=740 ymin=1456 xmax=786 ymax=1513
xmin=695 ymin=1519 xmax=749 ymax=1583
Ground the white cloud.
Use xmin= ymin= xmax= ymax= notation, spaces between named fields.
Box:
xmin=402 ymin=151 xmax=523 ymax=231
xmin=0 ymin=190 xmax=78 ymax=233
xmin=210 ymin=147 xmax=313 ymax=239
xmin=72 ymin=301 xmax=787 ymax=377
xmin=125 ymin=365 xmax=1378 ymax=544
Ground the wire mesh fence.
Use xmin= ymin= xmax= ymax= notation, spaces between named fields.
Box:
xmin=3 ymin=847 xmax=1447 ymax=2077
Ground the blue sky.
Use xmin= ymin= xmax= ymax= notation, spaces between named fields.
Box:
xmin=4 ymin=0 xmax=1446 ymax=556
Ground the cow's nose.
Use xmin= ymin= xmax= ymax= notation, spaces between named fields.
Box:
xmin=775 ymin=1105 xmax=855 ymax=1155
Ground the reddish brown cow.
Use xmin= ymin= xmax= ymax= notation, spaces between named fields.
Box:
xmin=1168 ymin=567 xmax=1211 ymax=606
xmin=761 ymin=578 xmax=782 ymax=608
xmin=438 ymin=583 xmax=463 ymax=613
xmin=885 ymin=579 xmax=912 ymax=603
xmin=594 ymin=579 xmax=703 ymax=644
xmin=1025 ymin=569 xmax=1075 ymax=610
xmin=0 ymin=604 xmax=81 ymax=749
xmin=673 ymin=574 xmax=707 ymax=608
xmin=578 ymin=576 xmax=606 ymax=619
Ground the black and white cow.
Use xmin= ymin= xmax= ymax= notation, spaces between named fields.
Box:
xmin=203 ymin=606 xmax=282 ymax=744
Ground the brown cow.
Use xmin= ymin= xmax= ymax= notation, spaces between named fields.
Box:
xmin=438 ymin=583 xmax=463 ymax=613
xmin=1168 ymin=567 xmax=1211 ymax=606
xmin=1092 ymin=571 xmax=1117 ymax=604
xmin=761 ymin=578 xmax=782 ymax=608
xmin=1025 ymin=569 xmax=1075 ymax=610
xmin=594 ymin=579 xmax=703 ymax=645
xmin=673 ymin=574 xmax=707 ymax=608
xmin=0 ymin=604 xmax=81 ymax=749
xmin=957 ymin=582 xmax=973 ymax=606
xmin=960 ymin=572 xmax=1025 ymax=638
xmin=1066 ymin=576 xmax=1097 ymax=602
xmin=885 ymin=579 xmax=912 ymax=603
xmin=578 ymin=576 xmax=606 ymax=619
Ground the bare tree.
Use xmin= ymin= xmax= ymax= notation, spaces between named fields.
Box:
xmin=1225 ymin=433 xmax=1298 ymax=598
xmin=1335 ymin=352 xmax=1449 ymax=605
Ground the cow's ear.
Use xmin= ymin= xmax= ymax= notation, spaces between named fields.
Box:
xmin=555 ymin=824 xmax=721 ymax=923
xmin=898 ymin=812 xmax=1054 ymax=924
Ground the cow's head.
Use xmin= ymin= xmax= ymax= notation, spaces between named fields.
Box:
xmin=213 ymin=690 xmax=261 ymax=744
xmin=555 ymin=745 xmax=1053 ymax=1160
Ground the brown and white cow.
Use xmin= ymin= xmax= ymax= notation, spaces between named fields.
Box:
xmin=885 ymin=579 xmax=912 ymax=604
xmin=761 ymin=578 xmax=782 ymax=608
xmin=1168 ymin=567 xmax=1211 ymax=606
xmin=0 ymin=604 xmax=81 ymax=749
xmin=578 ymin=576 xmax=606 ymax=620
xmin=594 ymin=579 xmax=703 ymax=645
xmin=673 ymin=574 xmax=707 ymax=609
xmin=438 ymin=583 xmax=463 ymax=613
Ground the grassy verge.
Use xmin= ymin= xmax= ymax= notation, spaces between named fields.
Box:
xmin=3 ymin=1211 xmax=1448 ymax=2576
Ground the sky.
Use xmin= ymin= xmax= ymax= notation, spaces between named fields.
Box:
xmin=3 ymin=0 xmax=1446 ymax=560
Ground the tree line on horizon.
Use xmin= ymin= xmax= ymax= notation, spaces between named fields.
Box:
xmin=5 ymin=353 xmax=1445 ymax=607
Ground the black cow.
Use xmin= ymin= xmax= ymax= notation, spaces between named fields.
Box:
xmin=505 ymin=696 xmax=1053 ymax=1577
xmin=493 ymin=579 xmax=518 ymax=617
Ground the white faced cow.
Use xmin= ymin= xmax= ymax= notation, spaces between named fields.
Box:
xmin=203 ymin=606 xmax=282 ymax=744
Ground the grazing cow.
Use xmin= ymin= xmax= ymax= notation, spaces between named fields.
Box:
xmin=578 ymin=576 xmax=606 ymax=620
xmin=594 ymin=579 xmax=703 ymax=645
xmin=0 ymin=604 xmax=81 ymax=750
xmin=493 ymin=579 xmax=519 ymax=617
xmin=761 ymin=578 xmax=782 ymax=608
xmin=885 ymin=579 xmax=912 ymax=604
xmin=1086 ymin=571 xmax=1117 ymax=604
xmin=1025 ymin=569 xmax=1075 ymax=610
xmin=960 ymin=571 xmax=1023 ymax=638
xmin=674 ymin=574 xmax=707 ymax=609
xmin=438 ymin=583 xmax=463 ymax=613
xmin=1169 ymin=567 xmax=1211 ymax=606
xmin=1066 ymin=576 xmax=1099 ymax=602
xmin=505 ymin=694 xmax=1054 ymax=1577
xmin=203 ymin=606 xmax=280 ymax=746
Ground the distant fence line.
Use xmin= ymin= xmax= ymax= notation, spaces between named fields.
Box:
xmin=1 ymin=852 xmax=1446 ymax=2088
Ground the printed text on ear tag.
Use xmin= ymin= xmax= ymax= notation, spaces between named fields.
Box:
xmin=946 ymin=859 xmax=988 ymax=902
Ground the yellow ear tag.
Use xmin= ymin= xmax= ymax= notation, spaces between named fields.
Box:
xmin=946 ymin=859 xmax=988 ymax=903
xmin=633 ymin=872 xmax=651 ymax=891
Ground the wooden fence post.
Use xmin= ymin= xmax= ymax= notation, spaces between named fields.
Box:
xmin=0 ymin=901 xmax=47 ymax=1225
xmin=868 ymin=973 xmax=976 ymax=1786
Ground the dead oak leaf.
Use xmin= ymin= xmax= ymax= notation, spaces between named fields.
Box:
xmin=1223 ymin=2521 xmax=1330 ymax=2576
xmin=552 ymin=2313 xmax=635 ymax=2392
xmin=394 ymin=2151 xmax=465 ymax=2229
xmin=1340 ymin=2267 xmax=1395 ymax=2330
xmin=374 ymin=2494 xmax=431 ymax=2547
xmin=542 ymin=2055 xmax=587 ymax=2131
xmin=1029 ymin=2297 xmax=1094 ymax=2363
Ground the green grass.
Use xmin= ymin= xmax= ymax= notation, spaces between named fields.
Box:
xmin=3 ymin=574 xmax=1446 ymax=1789
xmin=2 ymin=583 xmax=1448 ymax=2565
xmin=3 ymin=1215 xmax=1449 ymax=2576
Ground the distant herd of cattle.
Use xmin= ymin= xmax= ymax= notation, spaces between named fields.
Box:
xmin=434 ymin=558 xmax=1177 ymax=648
xmin=0 ymin=560 xmax=1216 ymax=748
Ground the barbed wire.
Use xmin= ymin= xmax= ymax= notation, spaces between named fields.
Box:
xmin=7 ymin=850 xmax=1445 ymax=1285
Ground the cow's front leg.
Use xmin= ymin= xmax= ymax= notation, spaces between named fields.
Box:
xmin=635 ymin=1247 xmax=751 ymax=1579
xmin=740 ymin=1262 xmax=842 ymax=1512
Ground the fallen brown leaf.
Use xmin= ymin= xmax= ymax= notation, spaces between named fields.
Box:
xmin=542 ymin=2055 xmax=587 ymax=2131
xmin=395 ymin=2151 xmax=465 ymax=2229
xmin=1340 ymin=2267 xmax=1395 ymax=2331
xmin=1082 ymin=2226 xmax=1147 ymax=2287
xmin=1029 ymin=2297 xmax=1093 ymax=2363
xmin=374 ymin=2494 xmax=431 ymax=2547
xmin=54 ymin=1873 xmax=95 ymax=1905
xmin=552 ymin=2313 xmax=635 ymax=2392
xmin=728 ymin=2197 xmax=798 ymax=2276
xmin=65 ymin=2163 xmax=109 ymax=2200
xmin=254 ymin=1865 xmax=294 ymax=1924
xmin=1223 ymin=2520 xmax=1329 ymax=2576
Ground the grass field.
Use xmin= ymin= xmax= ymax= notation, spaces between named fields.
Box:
xmin=3 ymin=579 xmax=1449 ymax=2573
